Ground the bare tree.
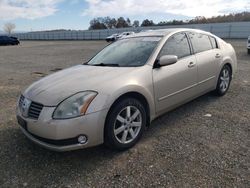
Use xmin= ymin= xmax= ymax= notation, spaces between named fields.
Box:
xmin=3 ymin=23 xmax=16 ymax=35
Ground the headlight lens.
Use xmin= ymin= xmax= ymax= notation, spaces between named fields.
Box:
xmin=53 ymin=91 xmax=97 ymax=119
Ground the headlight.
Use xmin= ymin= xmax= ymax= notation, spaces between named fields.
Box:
xmin=53 ymin=91 xmax=97 ymax=119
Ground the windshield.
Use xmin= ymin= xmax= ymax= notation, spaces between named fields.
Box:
xmin=87 ymin=37 xmax=162 ymax=67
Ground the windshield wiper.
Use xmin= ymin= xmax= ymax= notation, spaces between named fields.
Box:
xmin=92 ymin=63 xmax=120 ymax=67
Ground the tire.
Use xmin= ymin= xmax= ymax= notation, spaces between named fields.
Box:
xmin=214 ymin=65 xmax=232 ymax=96
xmin=104 ymin=98 xmax=147 ymax=150
xmin=248 ymin=49 xmax=250 ymax=54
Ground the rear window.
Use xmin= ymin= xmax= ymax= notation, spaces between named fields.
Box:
xmin=188 ymin=32 xmax=213 ymax=53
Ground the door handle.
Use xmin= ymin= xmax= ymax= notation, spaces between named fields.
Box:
xmin=215 ymin=53 xmax=221 ymax=58
xmin=188 ymin=62 xmax=195 ymax=68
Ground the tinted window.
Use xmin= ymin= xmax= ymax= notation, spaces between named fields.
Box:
xmin=159 ymin=33 xmax=191 ymax=59
xmin=209 ymin=36 xmax=218 ymax=49
xmin=189 ymin=32 xmax=212 ymax=53
xmin=87 ymin=37 xmax=162 ymax=67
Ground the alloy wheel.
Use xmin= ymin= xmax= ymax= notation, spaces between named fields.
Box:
xmin=219 ymin=68 xmax=230 ymax=93
xmin=114 ymin=106 xmax=142 ymax=144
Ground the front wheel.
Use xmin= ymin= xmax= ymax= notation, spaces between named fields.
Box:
xmin=104 ymin=98 xmax=146 ymax=150
xmin=214 ymin=65 xmax=232 ymax=96
xmin=248 ymin=49 xmax=250 ymax=54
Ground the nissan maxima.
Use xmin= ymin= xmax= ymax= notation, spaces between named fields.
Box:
xmin=16 ymin=29 xmax=237 ymax=151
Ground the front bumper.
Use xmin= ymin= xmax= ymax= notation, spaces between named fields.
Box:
xmin=19 ymin=126 xmax=90 ymax=152
xmin=16 ymin=106 xmax=108 ymax=152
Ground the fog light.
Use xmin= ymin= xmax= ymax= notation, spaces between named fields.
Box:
xmin=78 ymin=135 xmax=87 ymax=144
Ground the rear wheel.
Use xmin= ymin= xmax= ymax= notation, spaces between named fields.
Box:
xmin=248 ymin=49 xmax=250 ymax=54
xmin=214 ymin=65 xmax=232 ymax=96
xmin=104 ymin=98 xmax=146 ymax=150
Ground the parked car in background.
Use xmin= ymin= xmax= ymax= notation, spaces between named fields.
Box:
xmin=106 ymin=34 xmax=119 ymax=42
xmin=0 ymin=36 xmax=20 ymax=45
xmin=17 ymin=29 xmax=237 ymax=151
xmin=117 ymin=32 xmax=135 ymax=39
xmin=247 ymin=36 xmax=250 ymax=54
xmin=106 ymin=32 xmax=135 ymax=42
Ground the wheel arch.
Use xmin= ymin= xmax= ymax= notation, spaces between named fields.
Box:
xmin=105 ymin=91 xmax=151 ymax=129
xmin=224 ymin=63 xmax=233 ymax=73
xmin=220 ymin=42 xmax=237 ymax=76
xmin=223 ymin=62 xmax=232 ymax=74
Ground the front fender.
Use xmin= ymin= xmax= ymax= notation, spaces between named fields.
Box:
xmin=86 ymin=66 xmax=156 ymax=120
xmin=105 ymin=85 xmax=156 ymax=121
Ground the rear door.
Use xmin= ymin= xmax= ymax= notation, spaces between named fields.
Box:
xmin=188 ymin=32 xmax=220 ymax=94
xmin=153 ymin=32 xmax=198 ymax=114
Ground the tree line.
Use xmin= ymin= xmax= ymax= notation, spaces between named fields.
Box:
xmin=89 ymin=12 xmax=250 ymax=30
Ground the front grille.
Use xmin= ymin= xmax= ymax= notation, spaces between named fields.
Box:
xmin=28 ymin=101 xmax=43 ymax=119
xmin=19 ymin=95 xmax=44 ymax=120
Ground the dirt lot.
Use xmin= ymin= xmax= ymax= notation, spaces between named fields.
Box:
xmin=0 ymin=40 xmax=249 ymax=187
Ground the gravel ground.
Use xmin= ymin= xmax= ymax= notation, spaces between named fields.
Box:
xmin=0 ymin=40 xmax=249 ymax=187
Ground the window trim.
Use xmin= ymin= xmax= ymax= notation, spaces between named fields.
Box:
xmin=208 ymin=36 xmax=219 ymax=49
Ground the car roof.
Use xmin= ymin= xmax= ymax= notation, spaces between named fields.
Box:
xmin=126 ymin=28 xmax=212 ymax=38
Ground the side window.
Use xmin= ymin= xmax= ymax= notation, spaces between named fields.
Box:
xmin=159 ymin=33 xmax=191 ymax=59
xmin=209 ymin=36 xmax=218 ymax=49
xmin=189 ymin=32 xmax=212 ymax=53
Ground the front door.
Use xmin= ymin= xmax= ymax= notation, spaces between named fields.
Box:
xmin=153 ymin=32 xmax=198 ymax=114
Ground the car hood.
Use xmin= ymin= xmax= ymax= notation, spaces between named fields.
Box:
xmin=23 ymin=65 xmax=135 ymax=106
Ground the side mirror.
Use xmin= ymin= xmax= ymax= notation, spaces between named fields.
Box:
xmin=157 ymin=55 xmax=178 ymax=67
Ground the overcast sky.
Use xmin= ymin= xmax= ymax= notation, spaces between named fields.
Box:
xmin=0 ymin=0 xmax=249 ymax=32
